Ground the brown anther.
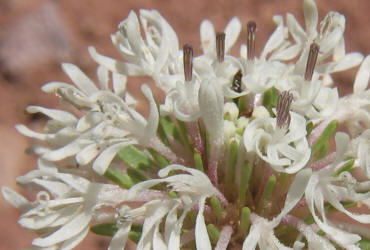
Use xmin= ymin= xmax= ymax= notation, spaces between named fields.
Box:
xmin=304 ymin=43 xmax=320 ymax=81
xmin=216 ymin=32 xmax=225 ymax=63
xmin=231 ymin=70 xmax=243 ymax=93
xmin=247 ymin=21 xmax=257 ymax=60
xmin=276 ymin=91 xmax=293 ymax=129
xmin=183 ymin=44 xmax=193 ymax=82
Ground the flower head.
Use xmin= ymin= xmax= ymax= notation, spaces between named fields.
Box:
xmin=3 ymin=1 xmax=370 ymax=249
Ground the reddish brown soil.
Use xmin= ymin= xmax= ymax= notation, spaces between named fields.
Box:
xmin=0 ymin=0 xmax=369 ymax=249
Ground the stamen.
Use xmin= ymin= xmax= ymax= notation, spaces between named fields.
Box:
xmin=216 ymin=32 xmax=225 ymax=62
xmin=247 ymin=21 xmax=257 ymax=60
xmin=183 ymin=44 xmax=193 ymax=82
xmin=304 ymin=43 xmax=320 ymax=81
xmin=231 ymin=70 xmax=242 ymax=92
xmin=276 ymin=91 xmax=293 ymax=129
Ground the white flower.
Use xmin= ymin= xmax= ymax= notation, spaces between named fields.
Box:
xmin=305 ymin=132 xmax=370 ymax=249
xmin=244 ymin=110 xmax=310 ymax=173
xmin=351 ymin=129 xmax=370 ymax=178
xmin=2 ymin=162 xmax=127 ymax=249
xmin=242 ymin=168 xmax=312 ymax=250
xmin=330 ymin=55 xmax=370 ymax=136
xmin=89 ymin=10 xmax=179 ymax=80
xmin=4 ymin=1 xmax=370 ymax=249
xmin=16 ymin=64 xmax=159 ymax=175
xmin=287 ymin=0 xmax=363 ymax=83
xmin=109 ymin=164 xmax=225 ymax=250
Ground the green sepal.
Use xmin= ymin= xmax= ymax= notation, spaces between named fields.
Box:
xmin=239 ymin=162 xmax=252 ymax=207
xmin=317 ymin=141 xmax=330 ymax=160
xmin=210 ymin=197 xmax=222 ymax=221
xmin=194 ymin=152 xmax=204 ymax=172
xmin=239 ymin=207 xmax=251 ymax=237
xmin=262 ymin=87 xmax=279 ymax=116
xmin=159 ymin=115 xmax=183 ymax=145
xmin=176 ymin=119 xmax=192 ymax=150
xmin=226 ymin=140 xmax=238 ymax=188
xmin=118 ymin=145 xmax=152 ymax=170
xmin=238 ymin=96 xmax=247 ymax=116
xmin=91 ymin=222 xmax=117 ymax=236
xmin=127 ymin=167 xmax=148 ymax=183
xmin=168 ymin=191 xmax=177 ymax=198
xmin=359 ymin=238 xmax=370 ymax=250
xmin=333 ymin=157 xmax=355 ymax=177
xmin=148 ymin=148 xmax=169 ymax=168
xmin=257 ymin=175 xmax=276 ymax=211
xmin=129 ymin=231 xmax=141 ymax=243
xmin=207 ymin=224 xmax=220 ymax=245
xmin=104 ymin=168 xmax=134 ymax=189
xmin=311 ymin=120 xmax=338 ymax=157
xmin=306 ymin=121 xmax=314 ymax=137
xmin=224 ymin=112 xmax=232 ymax=121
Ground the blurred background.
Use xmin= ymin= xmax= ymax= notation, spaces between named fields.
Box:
xmin=0 ymin=0 xmax=369 ymax=249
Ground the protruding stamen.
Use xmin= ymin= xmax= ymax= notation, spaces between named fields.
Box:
xmin=247 ymin=21 xmax=257 ymax=60
xmin=276 ymin=91 xmax=293 ymax=129
xmin=231 ymin=70 xmax=242 ymax=92
xmin=216 ymin=32 xmax=225 ymax=62
xmin=183 ymin=44 xmax=193 ymax=82
xmin=304 ymin=43 xmax=320 ymax=81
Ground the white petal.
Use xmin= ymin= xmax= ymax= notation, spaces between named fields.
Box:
xmin=97 ymin=65 xmax=110 ymax=90
xmin=200 ymin=20 xmax=216 ymax=56
xmin=32 ymin=212 xmax=91 ymax=247
xmin=89 ymin=47 xmax=145 ymax=75
xmin=140 ymin=85 xmax=159 ymax=145
xmin=269 ymin=44 xmax=301 ymax=61
xmin=20 ymin=212 xmax=60 ymax=230
xmin=2 ymin=187 xmax=31 ymax=211
xmin=167 ymin=207 xmax=189 ymax=250
xmin=303 ymin=0 xmax=318 ymax=35
xmin=54 ymin=173 xmax=90 ymax=194
xmin=242 ymin=222 xmax=261 ymax=250
xmin=92 ymin=141 xmax=135 ymax=175
xmin=324 ymin=188 xmax=370 ymax=223
xmin=16 ymin=124 xmax=48 ymax=140
xmin=43 ymin=140 xmax=86 ymax=161
xmin=26 ymin=106 xmax=77 ymax=124
xmin=32 ymin=179 xmax=70 ymax=197
xmin=152 ymin=222 xmax=167 ymax=250
xmin=76 ymin=143 xmax=99 ymax=165
xmin=61 ymin=63 xmax=98 ymax=96
xmin=332 ymin=53 xmax=363 ymax=73
xmin=108 ymin=222 xmax=132 ymax=250
xmin=112 ymin=72 xmax=127 ymax=97
xmin=354 ymin=55 xmax=370 ymax=93
xmin=224 ymin=17 xmax=242 ymax=53
xmin=261 ymin=18 xmax=285 ymax=59
xmin=60 ymin=225 xmax=89 ymax=250
xmin=41 ymin=81 xmax=75 ymax=93
xmin=276 ymin=168 xmax=312 ymax=220
xmin=195 ymin=197 xmax=212 ymax=250
xmin=199 ymin=78 xmax=224 ymax=145
xmin=286 ymin=13 xmax=306 ymax=44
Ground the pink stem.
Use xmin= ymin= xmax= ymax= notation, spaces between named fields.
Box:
xmin=308 ymin=119 xmax=332 ymax=146
xmin=310 ymin=152 xmax=336 ymax=171
xmin=208 ymin=154 xmax=219 ymax=187
xmin=149 ymin=137 xmax=185 ymax=164
xmin=256 ymin=166 xmax=273 ymax=203
xmin=187 ymin=122 xmax=205 ymax=156
xmin=281 ymin=214 xmax=320 ymax=233
xmin=215 ymin=225 xmax=233 ymax=250
xmin=296 ymin=198 xmax=307 ymax=208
